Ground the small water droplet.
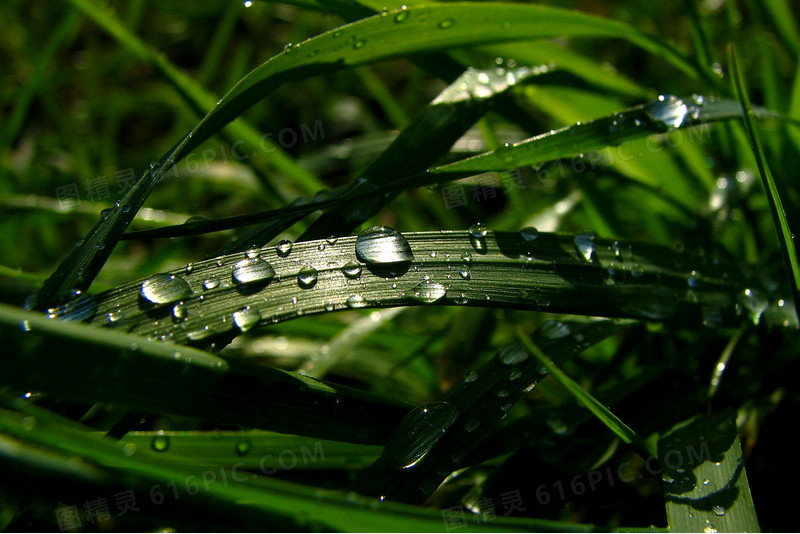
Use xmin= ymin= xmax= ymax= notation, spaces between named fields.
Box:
xmin=151 ymin=433 xmax=170 ymax=452
xmin=712 ymin=505 xmax=726 ymax=517
xmin=702 ymin=477 xmax=710 ymax=485
xmin=520 ymin=226 xmax=539 ymax=242
xmin=233 ymin=306 xmax=261 ymax=332
xmin=394 ymin=6 xmax=409 ymax=22
xmin=464 ymin=371 xmax=478 ymax=383
xmin=461 ymin=252 xmax=472 ymax=264
xmin=353 ymin=39 xmax=366 ymax=49
xmin=497 ymin=345 xmax=528 ymax=365
xmin=235 ymin=439 xmax=252 ymax=456
xmin=739 ymin=288 xmax=769 ymax=325
xmin=412 ymin=279 xmax=447 ymax=303
xmin=276 ymin=239 xmax=293 ymax=257
xmin=355 ymin=226 xmax=414 ymax=264
xmin=324 ymin=302 xmax=335 ymax=312
xmin=464 ymin=418 xmax=480 ymax=432
xmin=346 ymin=295 xmax=367 ymax=308
xmin=326 ymin=235 xmax=338 ymax=245
xmin=574 ymin=233 xmax=596 ymax=262
xmin=539 ymin=320 xmax=571 ymax=339
xmin=342 ymin=262 xmax=362 ymax=279
xmin=458 ymin=267 xmax=470 ymax=280
xmin=203 ymin=276 xmax=220 ymax=290
xmin=468 ymin=223 xmax=488 ymax=253
xmin=171 ymin=302 xmax=188 ymax=321
xmin=140 ymin=274 xmax=193 ymax=305
xmin=687 ymin=271 xmax=700 ymax=288
xmin=384 ymin=402 xmax=458 ymax=470
xmin=297 ymin=266 xmax=319 ymax=289
xmin=438 ymin=18 xmax=455 ymax=28
xmin=232 ymin=257 xmax=276 ymax=285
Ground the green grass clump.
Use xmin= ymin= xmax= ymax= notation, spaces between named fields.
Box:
xmin=2 ymin=0 xmax=798 ymax=531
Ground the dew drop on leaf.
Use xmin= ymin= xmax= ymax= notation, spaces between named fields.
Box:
xmin=232 ymin=257 xmax=276 ymax=285
xmin=233 ymin=306 xmax=261 ymax=332
xmin=140 ymin=274 xmax=193 ymax=305
xmin=355 ymin=226 xmax=414 ymax=264
xmin=412 ymin=279 xmax=447 ymax=303
xmin=384 ymin=402 xmax=459 ymax=470
xmin=346 ymin=295 xmax=367 ymax=309
xmin=520 ymin=226 xmax=539 ymax=242
xmin=438 ymin=18 xmax=454 ymax=28
xmin=539 ymin=320 xmax=571 ymax=339
xmin=203 ymin=276 xmax=220 ymax=290
xmin=235 ymin=439 xmax=252 ymax=457
xmin=394 ymin=7 xmax=409 ymax=22
xmin=468 ymin=223 xmax=488 ymax=253
xmin=573 ymin=233 xmax=596 ymax=262
xmin=297 ymin=266 xmax=319 ymax=289
xmin=151 ymin=433 xmax=170 ymax=452
xmin=342 ymin=262 xmax=362 ymax=279
xmin=497 ymin=345 xmax=528 ymax=365
xmin=276 ymin=239 xmax=293 ymax=257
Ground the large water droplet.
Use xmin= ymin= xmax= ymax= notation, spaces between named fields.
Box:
xmin=539 ymin=320 xmax=571 ymax=339
xmin=171 ymin=302 xmax=188 ymax=321
xmin=573 ymin=233 xmax=596 ymax=262
xmin=497 ymin=345 xmax=528 ymax=365
xmin=384 ymin=402 xmax=459 ymax=470
xmin=233 ymin=306 xmax=261 ymax=332
xmin=355 ymin=226 xmax=414 ymax=264
xmin=297 ymin=266 xmax=319 ymax=289
xmin=644 ymin=95 xmax=689 ymax=130
xmin=232 ymin=257 xmax=275 ymax=285
xmin=412 ymin=279 xmax=447 ymax=303
xmin=140 ymin=274 xmax=192 ymax=305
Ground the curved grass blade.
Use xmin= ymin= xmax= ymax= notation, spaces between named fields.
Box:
xmin=34 ymin=1 xmax=704 ymax=312
xmin=0 ymin=403 xmax=605 ymax=532
xmin=350 ymin=319 xmax=621 ymax=503
xmin=729 ymin=45 xmax=800 ymax=322
xmin=516 ymin=327 xmax=653 ymax=460
xmin=82 ymin=230 xmax=776 ymax=347
xmin=429 ymin=96 xmax=781 ymax=183
xmin=0 ymin=303 xmax=410 ymax=444
xmin=659 ymin=410 xmax=760 ymax=533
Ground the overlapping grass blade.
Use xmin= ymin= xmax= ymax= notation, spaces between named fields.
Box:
xmin=516 ymin=327 xmax=653 ymax=460
xmin=659 ymin=410 xmax=760 ymax=533
xmin=34 ymin=1 xmax=706 ymax=311
xmin=0 ymin=304 xmax=410 ymax=444
xmin=729 ymin=45 xmax=800 ymax=320
xmin=0 ymin=403 xmax=602 ymax=532
xmin=350 ymin=320 xmax=621 ymax=503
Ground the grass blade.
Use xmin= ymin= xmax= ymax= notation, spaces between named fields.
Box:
xmin=659 ymin=410 xmax=760 ymax=533
xmin=516 ymin=327 xmax=654 ymax=460
xmin=729 ymin=45 xmax=800 ymax=321
xmin=34 ymin=1 xmax=704 ymax=312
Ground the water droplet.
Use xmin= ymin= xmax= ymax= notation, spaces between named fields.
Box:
xmin=702 ymin=477 xmax=710 ymax=485
xmin=203 ymin=276 xmax=220 ymax=290
xmin=452 ymin=292 xmax=468 ymax=305
xmin=245 ymin=248 xmax=260 ymax=259
xmin=712 ymin=505 xmax=726 ymax=517
xmin=644 ymin=95 xmax=689 ymax=130
xmin=235 ymin=439 xmax=252 ymax=456
xmin=326 ymin=235 xmax=338 ymax=245
xmin=151 ymin=433 xmax=170 ymax=452
xmin=687 ymin=271 xmax=700 ymax=288
xmin=297 ymin=266 xmax=319 ymax=288
xmin=346 ymin=295 xmax=367 ymax=308
xmin=520 ymin=226 xmax=539 ymax=242
xmin=508 ymin=369 xmax=522 ymax=380
xmin=461 ymin=252 xmax=472 ymax=264
xmin=394 ymin=7 xmax=409 ymax=22
xmin=233 ymin=306 xmax=261 ymax=332
xmin=171 ymin=302 xmax=188 ymax=321
xmin=497 ymin=345 xmax=528 ymax=365
xmin=276 ymin=239 xmax=293 ymax=257
xmin=46 ymin=293 xmax=98 ymax=321
xmin=412 ymin=279 xmax=447 ymax=303
xmin=464 ymin=371 xmax=478 ymax=383
xmin=463 ymin=418 xmax=480 ymax=432
xmin=458 ymin=267 xmax=470 ymax=280
xmin=342 ymin=262 xmax=362 ymax=279
xmin=539 ymin=320 xmax=571 ymax=339
xmin=324 ymin=302 xmax=335 ymax=312
xmin=438 ymin=18 xmax=455 ymax=28
xmin=355 ymin=226 xmax=414 ymax=264
xmin=739 ymin=288 xmax=768 ymax=325
xmin=574 ymin=233 xmax=596 ymax=262
xmin=468 ymin=223 xmax=488 ymax=253
xmin=186 ymin=325 xmax=214 ymax=341
xmin=106 ymin=310 xmax=125 ymax=324
xmin=384 ymin=402 xmax=458 ymax=470
xmin=140 ymin=274 xmax=193 ymax=305
xmin=232 ymin=257 xmax=275 ymax=285
xmin=353 ymin=39 xmax=366 ymax=49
